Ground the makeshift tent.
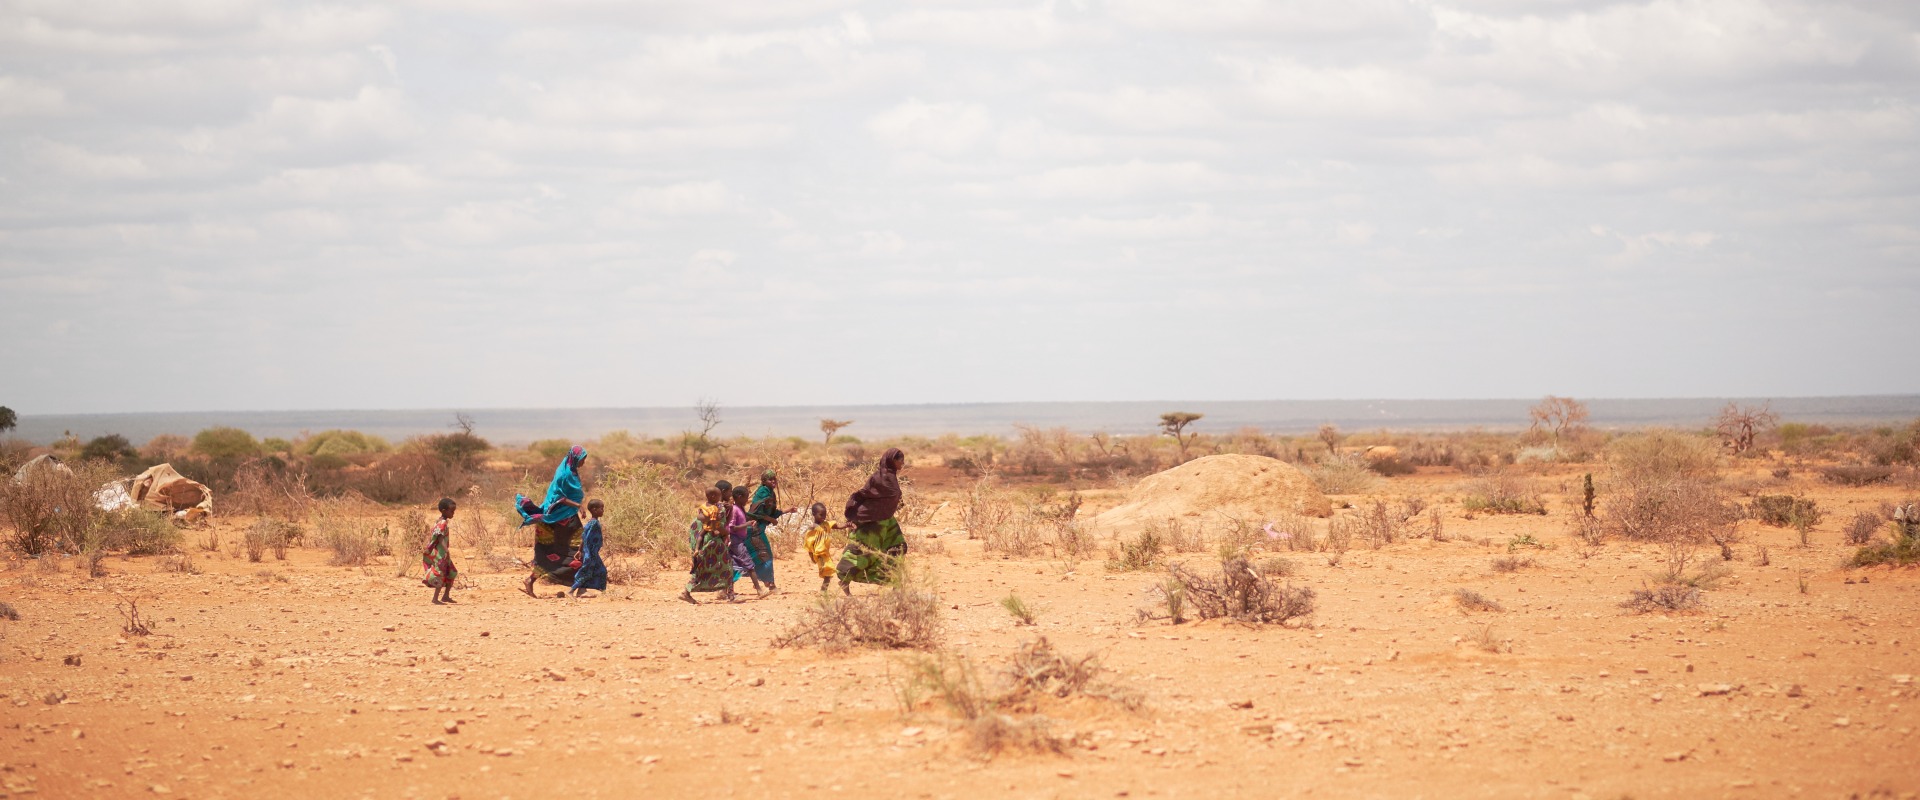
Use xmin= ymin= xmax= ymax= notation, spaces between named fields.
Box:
xmin=12 ymin=453 xmax=72 ymax=482
xmin=105 ymin=464 xmax=213 ymax=523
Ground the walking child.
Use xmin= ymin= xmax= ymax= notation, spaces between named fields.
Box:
xmin=802 ymin=502 xmax=838 ymax=592
xmin=681 ymin=488 xmax=733 ymax=603
xmin=423 ymin=498 xmax=459 ymax=605
xmin=570 ymin=499 xmax=607 ymax=597
xmin=728 ymin=485 xmax=766 ymax=598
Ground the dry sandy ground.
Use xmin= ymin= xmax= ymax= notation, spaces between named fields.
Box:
xmin=3 ymin=471 xmax=1918 ymax=800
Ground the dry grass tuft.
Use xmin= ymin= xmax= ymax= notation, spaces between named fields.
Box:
xmin=1489 ymin=556 xmax=1536 ymax=574
xmin=774 ymin=558 xmax=941 ymax=652
xmin=1452 ymin=587 xmax=1504 ymax=612
xmin=1000 ymin=592 xmax=1036 ymax=625
xmin=0 ymin=600 xmax=18 ymax=621
xmin=1166 ymin=556 xmax=1314 ymax=626
xmin=1621 ymin=581 xmax=1703 ymax=614
xmin=1460 ymin=473 xmax=1547 ymax=515
xmin=897 ymin=636 xmax=1128 ymax=757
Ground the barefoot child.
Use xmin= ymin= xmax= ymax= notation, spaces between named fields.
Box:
xmin=570 ymin=499 xmax=607 ymax=597
xmin=728 ymin=485 xmax=766 ymax=598
xmin=681 ymin=488 xmax=733 ymax=604
xmin=423 ymin=498 xmax=458 ymax=605
xmin=802 ymin=502 xmax=838 ymax=592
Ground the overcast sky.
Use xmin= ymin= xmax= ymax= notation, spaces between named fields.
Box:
xmin=2 ymin=0 xmax=1917 ymax=415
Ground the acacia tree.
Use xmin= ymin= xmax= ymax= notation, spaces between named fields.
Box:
xmin=0 ymin=406 xmax=15 ymax=434
xmin=1317 ymin=423 xmax=1341 ymax=454
xmin=1159 ymin=412 xmax=1203 ymax=462
xmin=819 ymin=418 xmax=853 ymax=446
xmin=1714 ymin=402 xmax=1779 ymax=455
xmin=1528 ymin=396 xmax=1590 ymax=448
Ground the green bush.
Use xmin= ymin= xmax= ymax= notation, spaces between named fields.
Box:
xmin=191 ymin=427 xmax=260 ymax=460
xmin=80 ymin=434 xmax=138 ymax=465
xmin=531 ymin=439 xmax=572 ymax=460
xmin=302 ymin=430 xmax=390 ymax=457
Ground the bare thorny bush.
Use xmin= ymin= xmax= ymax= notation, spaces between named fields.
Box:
xmin=226 ymin=460 xmax=313 ymax=518
xmin=896 ymin=636 xmax=1135 ymax=757
xmin=964 ymin=476 xmax=1099 ymax=562
xmin=773 ymin=555 xmax=941 ymax=652
xmin=1154 ymin=556 xmax=1315 ymax=626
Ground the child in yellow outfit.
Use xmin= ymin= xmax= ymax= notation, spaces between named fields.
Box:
xmin=802 ymin=502 xmax=839 ymax=592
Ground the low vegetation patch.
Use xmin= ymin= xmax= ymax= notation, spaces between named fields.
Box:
xmin=1750 ymin=495 xmax=1823 ymax=528
xmin=1166 ymin=556 xmax=1314 ymax=626
xmin=1821 ymin=464 xmax=1894 ymax=487
xmin=774 ymin=559 xmax=940 ymax=652
xmin=1489 ymin=556 xmax=1536 ymax=573
xmin=1460 ymin=473 xmax=1547 ymax=515
xmin=1452 ymin=588 xmax=1504 ymax=612
xmin=1621 ymin=581 xmax=1702 ymax=614
xmin=1000 ymin=592 xmax=1036 ymax=626
xmin=1307 ymin=454 xmax=1379 ymax=494
xmin=897 ymin=636 xmax=1131 ymax=757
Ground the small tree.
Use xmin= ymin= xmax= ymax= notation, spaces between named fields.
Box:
xmin=1159 ymin=412 xmax=1203 ymax=462
xmin=1714 ymin=402 xmax=1779 ymax=455
xmin=1317 ymin=424 xmax=1341 ymax=454
xmin=0 ymin=406 xmax=15 ymax=434
xmin=820 ymin=419 xmax=853 ymax=446
xmin=81 ymin=434 xmax=137 ymax=465
xmin=1528 ymin=396 xmax=1590 ymax=448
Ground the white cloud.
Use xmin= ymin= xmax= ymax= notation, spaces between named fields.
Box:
xmin=867 ymin=98 xmax=994 ymax=155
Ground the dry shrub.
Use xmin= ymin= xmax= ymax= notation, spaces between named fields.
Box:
xmin=1609 ymin=430 xmax=1721 ymax=485
xmin=896 ymin=651 xmax=1066 ymax=757
xmin=158 ymin=552 xmax=200 ymax=574
xmin=774 ymin=557 xmax=940 ymax=652
xmin=1822 ymin=464 xmax=1893 ymax=487
xmin=1622 ymin=582 xmax=1702 ymax=614
xmin=1105 ymin=526 xmax=1164 ymax=572
xmin=909 ymin=531 xmax=949 ymax=556
xmin=1166 ymin=556 xmax=1314 ymax=626
xmin=388 ymin=509 xmax=429 ymax=577
xmin=114 ymin=593 xmax=150 ymax=636
xmin=1471 ymin=624 xmax=1514 ymax=654
xmin=1844 ymin=512 xmax=1882 ymax=546
xmin=315 ymin=511 xmax=383 ymax=567
xmin=606 ymin=556 xmax=651 ymax=585
xmin=1750 ymin=495 xmax=1823 ymax=528
xmin=91 ymin=508 xmax=181 ymax=556
xmin=1452 ymin=588 xmax=1504 ymax=612
xmin=1604 ymin=477 xmax=1736 ymax=579
xmin=0 ymin=601 xmax=18 ymax=621
xmin=1851 ymin=503 xmax=1920 ymax=567
xmin=1489 ymin=556 xmax=1535 ymax=573
xmin=1324 ymin=514 xmax=1355 ymax=552
xmin=899 ymin=637 xmax=1128 ymax=757
xmin=1 ymin=459 xmax=111 ymax=555
xmin=456 ymin=506 xmax=514 ymax=571
xmin=597 ymin=462 xmax=698 ymax=568
xmin=1264 ymin=510 xmax=1320 ymax=552
xmin=352 ymin=453 xmax=458 ymax=504
xmin=1461 ymin=473 xmax=1547 ymax=515
xmin=1307 ymin=453 xmax=1378 ymax=494
xmin=226 ymin=460 xmax=312 ymax=518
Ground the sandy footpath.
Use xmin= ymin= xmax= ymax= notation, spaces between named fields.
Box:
xmin=3 ymin=472 xmax=1917 ymax=799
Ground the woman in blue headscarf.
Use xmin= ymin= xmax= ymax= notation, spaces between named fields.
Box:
xmin=519 ymin=445 xmax=588 ymax=597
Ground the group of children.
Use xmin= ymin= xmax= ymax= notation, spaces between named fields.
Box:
xmin=420 ymin=470 xmax=845 ymax=605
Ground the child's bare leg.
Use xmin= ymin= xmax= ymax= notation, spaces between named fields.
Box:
xmin=819 ymin=576 xmax=830 ymax=591
xmin=521 ymin=571 xmax=537 ymax=598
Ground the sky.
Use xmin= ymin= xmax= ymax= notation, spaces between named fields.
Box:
xmin=2 ymin=0 xmax=1917 ymax=415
